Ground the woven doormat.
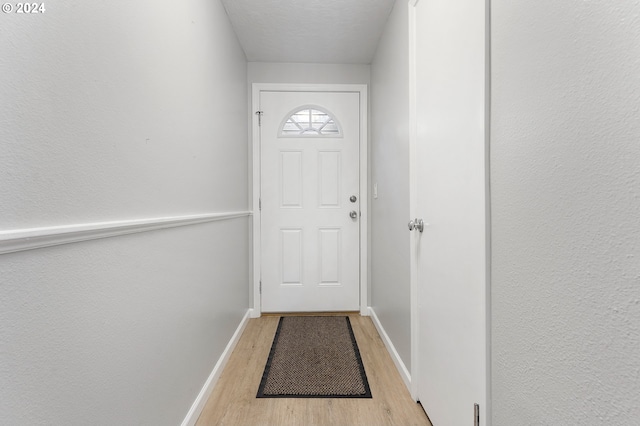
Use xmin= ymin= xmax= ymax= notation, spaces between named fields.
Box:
xmin=256 ymin=316 xmax=372 ymax=398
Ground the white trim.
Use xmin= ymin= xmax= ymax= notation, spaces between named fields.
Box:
xmin=408 ymin=0 xmax=420 ymax=403
xmin=485 ymin=0 xmax=493 ymax=421
xmin=180 ymin=309 xmax=252 ymax=426
xmin=251 ymin=83 xmax=369 ymax=317
xmin=0 ymin=211 xmax=252 ymax=255
xmin=252 ymin=85 xmax=263 ymax=318
xmin=358 ymin=86 xmax=370 ymax=317
xmin=369 ymin=307 xmax=411 ymax=391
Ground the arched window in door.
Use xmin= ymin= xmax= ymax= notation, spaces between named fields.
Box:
xmin=279 ymin=106 xmax=342 ymax=137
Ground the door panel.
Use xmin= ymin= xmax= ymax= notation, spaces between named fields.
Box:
xmin=260 ymin=91 xmax=360 ymax=312
xmin=411 ymin=0 xmax=488 ymax=425
xmin=281 ymin=229 xmax=303 ymax=285
xmin=318 ymin=151 xmax=341 ymax=207
xmin=318 ymin=228 xmax=341 ymax=285
xmin=281 ymin=151 xmax=303 ymax=207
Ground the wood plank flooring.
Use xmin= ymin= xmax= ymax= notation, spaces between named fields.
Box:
xmin=196 ymin=313 xmax=431 ymax=426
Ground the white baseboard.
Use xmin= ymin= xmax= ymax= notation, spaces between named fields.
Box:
xmin=368 ymin=307 xmax=412 ymax=393
xmin=181 ymin=309 xmax=252 ymax=426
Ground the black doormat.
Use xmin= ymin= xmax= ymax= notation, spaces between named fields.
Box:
xmin=256 ymin=316 xmax=372 ymax=398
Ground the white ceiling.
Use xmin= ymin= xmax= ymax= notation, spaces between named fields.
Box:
xmin=220 ymin=0 xmax=396 ymax=64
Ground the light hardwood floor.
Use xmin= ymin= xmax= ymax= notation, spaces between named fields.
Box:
xmin=196 ymin=313 xmax=432 ymax=426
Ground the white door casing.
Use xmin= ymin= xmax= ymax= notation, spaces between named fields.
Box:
xmin=252 ymin=85 xmax=368 ymax=314
xmin=409 ymin=0 xmax=489 ymax=425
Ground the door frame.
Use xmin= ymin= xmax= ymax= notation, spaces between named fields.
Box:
xmin=250 ymin=83 xmax=369 ymax=318
xmin=408 ymin=0 xmax=492 ymax=418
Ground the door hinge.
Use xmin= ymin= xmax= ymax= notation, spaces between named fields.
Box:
xmin=259 ymin=281 xmax=262 ymax=294
xmin=255 ymin=110 xmax=264 ymax=126
xmin=259 ymin=198 xmax=261 ymax=210
xmin=474 ymin=403 xmax=480 ymax=426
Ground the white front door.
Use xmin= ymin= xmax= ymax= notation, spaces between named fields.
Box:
xmin=259 ymin=90 xmax=361 ymax=312
xmin=410 ymin=0 xmax=488 ymax=425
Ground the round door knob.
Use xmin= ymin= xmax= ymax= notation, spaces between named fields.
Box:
xmin=408 ymin=218 xmax=425 ymax=232
xmin=349 ymin=211 xmax=358 ymax=219
xmin=350 ymin=195 xmax=357 ymax=203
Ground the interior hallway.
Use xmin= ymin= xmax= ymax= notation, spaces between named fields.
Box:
xmin=196 ymin=314 xmax=431 ymax=426
xmin=1 ymin=0 xmax=638 ymax=424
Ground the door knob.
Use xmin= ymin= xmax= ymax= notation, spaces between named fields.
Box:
xmin=350 ymin=195 xmax=357 ymax=203
xmin=349 ymin=211 xmax=358 ymax=219
xmin=408 ymin=218 xmax=425 ymax=232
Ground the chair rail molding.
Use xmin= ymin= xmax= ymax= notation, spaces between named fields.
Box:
xmin=0 ymin=211 xmax=252 ymax=255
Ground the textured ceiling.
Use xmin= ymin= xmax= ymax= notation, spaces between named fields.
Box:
xmin=220 ymin=0 xmax=396 ymax=64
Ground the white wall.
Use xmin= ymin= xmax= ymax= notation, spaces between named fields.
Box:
xmin=492 ymin=1 xmax=640 ymax=424
xmin=0 ymin=0 xmax=249 ymax=424
xmin=370 ymin=0 xmax=412 ymax=371
xmin=248 ymin=62 xmax=371 ymax=86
